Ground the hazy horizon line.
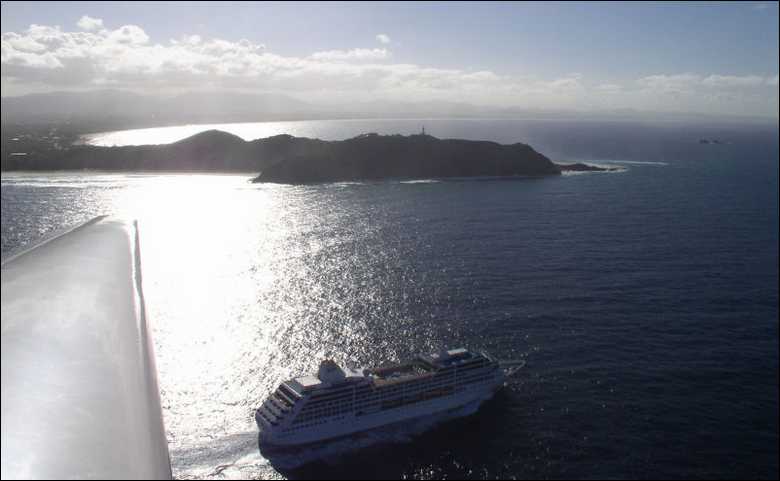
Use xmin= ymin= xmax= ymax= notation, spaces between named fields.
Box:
xmin=2 ymin=88 xmax=778 ymax=124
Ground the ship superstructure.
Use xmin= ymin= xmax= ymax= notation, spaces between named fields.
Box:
xmin=256 ymin=348 xmax=505 ymax=446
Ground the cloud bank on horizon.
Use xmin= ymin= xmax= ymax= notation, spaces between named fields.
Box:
xmin=1 ymin=14 xmax=778 ymax=118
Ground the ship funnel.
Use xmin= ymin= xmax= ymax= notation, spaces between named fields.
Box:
xmin=317 ymin=359 xmax=347 ymax=383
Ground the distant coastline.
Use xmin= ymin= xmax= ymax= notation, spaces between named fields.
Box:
xmin=0 ymin=129 xmax=616 ymax=183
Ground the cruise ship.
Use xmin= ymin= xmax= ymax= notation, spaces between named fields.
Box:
xmin=255 ymin=348 xmax=514 ymax=447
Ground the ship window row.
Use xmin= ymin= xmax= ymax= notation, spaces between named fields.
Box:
xmin=301 ymin=402 xmax=355 ymax=413
xmin=379 ymin=389 xmax=452 ymax=411
xmin=310 ymin=391 xmax=355 ymax=403
xmin=310 ymin=387 xmax=358 ymax=401
xmin=435 ymin=361 xmax=486 ymax=373
xmin=370 ymin=377 xmax=456 ymax=396
xmin=306 ymin=385 xmax=376 ymax=403
xmin=455 ymin=362 xmax=489 ymax=372
xmin=294 ymin=383 xmax=465 ymax=424
xmin=457 ymin=366 xmax=491 ymax=377
xmin=456 ymin=367 xmax=491 ymax=378
xmin=456 ymin=374 xmax=489 ymax=385
xmin=297 ymin=405 xmax=354 ymax=420
xmin=455 ymin=378 xmax=485 ymax=388
xmin=269 ymin=396 xmax=292 ymax=411
xmin=298 ymin=408 xmax=352 ymax=420
xmin=279 ymin=385 xmax=300 ymax=400
xmin=264 ymin=403 xmax=285 ymax=418
xmin=406 ymin=376 xmax=456 ymax=388
xmin=306 ymin=391 xmax=357 ymax=405
xmin=277 ymin=393 xmax=296 ymax=405
xmin=312 ymin=385 xmax=354 ymax=396
xmin=460 ymin=367 xmax=489 ymax=376
xmin=257 ymin=409 xmax=279 ymax=426
xmin=271 ymin=389 xmax=295 ymax=407
xmin=365 ymin=387 xmax=455 ymax=414
xmin=457 ymin=364 xmax=489 ymax=373
xmin=458 ymin=374 xmax=491 ymax=384
xmin=460 ymin=377 xmax=493 ymax=389
xmin=303 ymin=397 xmax=350 ymax=409
xmin=303 ymin=373 xmax=471 ymax=415
xmin=458 ymin=358 xmax=488 ymax=367
xmin=390 ymin=379 xmax=434 ymax=390
xmin=456 ymin=374 xmax=492 ymax=386
xmin=307 ymin=397 xmax=381 ymax=409
xmin=286 ymin=414 xmax=349 ymax=431
xmin=312 ymin=383 xmax=374 ymax=398
xmin=353 ymin=384 xmax=454 ymax=403
xmin=301 ymin=399 xmax=354 ymax=412
xmin=295 ymin=408 xmax=352 ymax=424
xmin=304 ymin=397 xmax=380 ymax=411
xmin=298 ymin=382 xmax=461 ymax=421
xmin=260 ymin=406 xmax=279 ymax=421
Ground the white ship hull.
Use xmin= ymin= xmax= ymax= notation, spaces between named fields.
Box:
xmin=258 ymin=369 xmax=503 ymax=447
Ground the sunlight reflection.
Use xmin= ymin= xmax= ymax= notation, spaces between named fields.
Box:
xmin=109 ymin=175 xmax=289 ymax=440
xmin=104 ymin=173 xmax=393 ymax=474
xmin=85 ymin=121 xmax=314 ymax=146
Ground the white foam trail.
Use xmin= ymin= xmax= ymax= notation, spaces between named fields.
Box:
xmin=560 ymin=162 xmax=628 ymax=175
xmin=399 ymin=179 xmax=441 ymax=184
xmin=562 ymin=169 xmax=627 ymax=176
xmin=330 ymin=182 xmax=366 ymax=187
xmin=599 ymin=160 xmax=668 ymax=166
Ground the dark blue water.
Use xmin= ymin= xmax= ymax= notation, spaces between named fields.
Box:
xmin=1 ymin=119 xmax=778 ymax=479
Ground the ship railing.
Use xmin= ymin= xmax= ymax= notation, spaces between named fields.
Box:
xmin=499 ymin=359 xmax=527 ymax=377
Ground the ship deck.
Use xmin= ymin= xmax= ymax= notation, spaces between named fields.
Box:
xmin=368 ymin=359 xmax=437 ymax=386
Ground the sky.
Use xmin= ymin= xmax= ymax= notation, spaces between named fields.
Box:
xmin=1 ymin=1 xmax=779 ymax=117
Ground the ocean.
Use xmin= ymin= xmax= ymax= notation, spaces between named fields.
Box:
xmin=1 ymin=119 xmax=778 ymax=479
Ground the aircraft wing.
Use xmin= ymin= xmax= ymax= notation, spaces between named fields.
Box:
xmin=1 ymin=216 xmax=172 ymax=479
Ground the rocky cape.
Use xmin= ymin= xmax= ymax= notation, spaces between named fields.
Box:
xmin=1 ymin=129 xmax=611 ymax=182
xmin=251 ymin=132 xmax=563 ymax=183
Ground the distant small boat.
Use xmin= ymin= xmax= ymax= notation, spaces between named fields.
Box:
xmin=255 ymin=348 xmax=523 ymax=447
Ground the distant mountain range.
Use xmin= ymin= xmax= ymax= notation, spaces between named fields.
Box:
xmin=1 ymin=90 xmax=489 ymax=126
xmin=0 ymin=90 xmax=319 ymax=126
xmin=0 ymin=90 xmax=523 ymax=126
xmin=4 ymin=89 xmax=774 ymax=129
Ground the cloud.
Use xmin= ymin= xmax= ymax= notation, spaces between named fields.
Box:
xmin=1 ymin=20 xmax=777 ymax=117
xmin=1 ymin=22 xmax=487 ymax=97
xmin=596 ymin=83 xmax=622 ymax=92
xmin=701 ymin=74 xmax=765 ymax=88
xmin=548 ymin=74 xmax=584 ymax=91
xmin=106 ymin=25 xmax=149 ymax=45
xmin=636 ymin=73 xmax=701 ymax=93
xmin=2 ymin=32 xmax=48 ymax=53
xmin=376 ymin=34 xmax=391 ymax=45
xmin=310 ymin=48 xmax=389 ymax=61
xmin=636 ymin=73 xmax=775 ymax=93
xmin=77 ymin=15 xmax=104 ymax=32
